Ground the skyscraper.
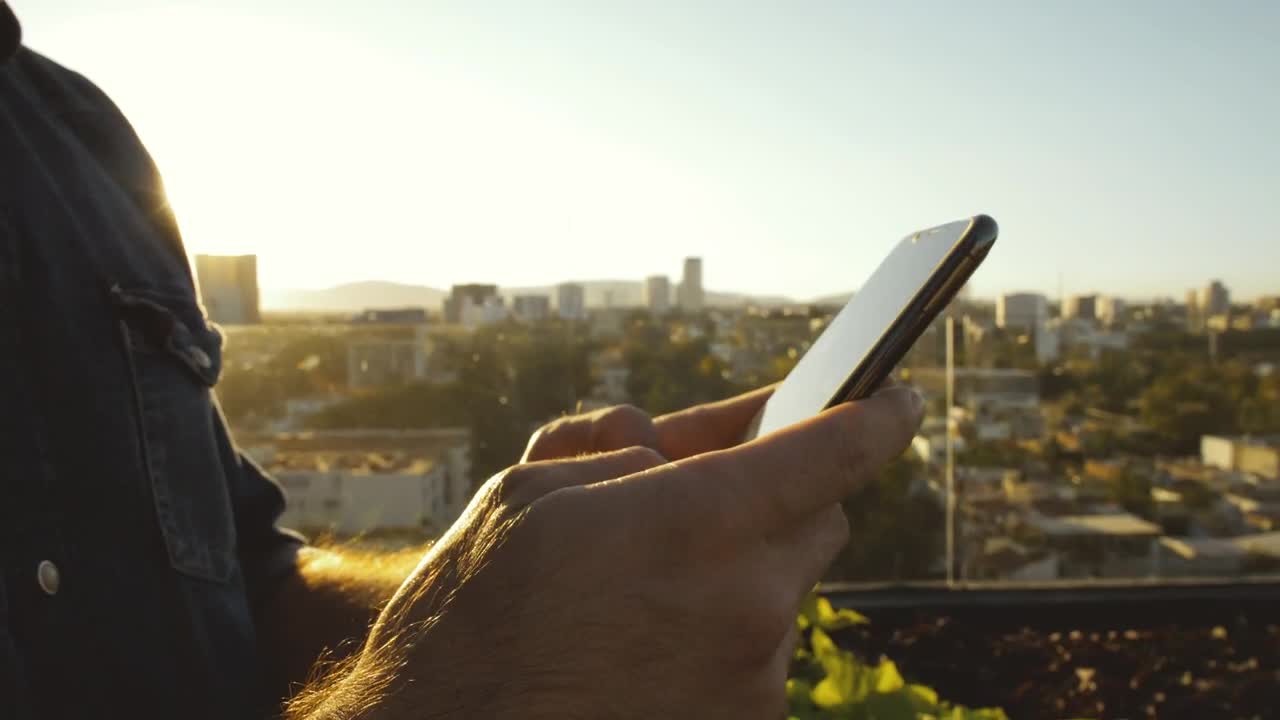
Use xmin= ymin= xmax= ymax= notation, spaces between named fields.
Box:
xmin=1063 ymin=293 xmax=1098 ymax=322
xmin=645 ymin=275 xmax=671 ymax=315
xmin=195 ymin=254 xmax=261 ymax=324
xmin=1199 ymin=280 xmax=1230 ymax=319
xmin=556 ymin=282 xmax=586 ymax=320
xmin=677 ymin=257 xmax=704 ymax=312
xmin=444 ymin=284 xmax=501 ymax=324
xmin=1186 ymin=289 xmax=1203 ymax=332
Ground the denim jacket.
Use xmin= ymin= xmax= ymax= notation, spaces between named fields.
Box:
xmin=1 ymin=11 xmax=304 ymax=718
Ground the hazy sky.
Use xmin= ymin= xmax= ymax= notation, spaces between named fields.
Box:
xmin=16 ymin=1 xmax=1280 ymax=302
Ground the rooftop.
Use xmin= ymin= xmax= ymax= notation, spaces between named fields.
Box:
xmin=268 ymin=450 xmax=436 ymax=475
xmin=1234 ymin=531 xmax=1280 ymax=559
xmin=1159 ymin=536 xmax=1247 ymax=560
xmin=1204 ymin=434 xmax=1280 ymax=448
xmin=1030 ymin=512 xmax=1162 ymax=537
xmin=240 ymin=428 xmax=469 ymax=456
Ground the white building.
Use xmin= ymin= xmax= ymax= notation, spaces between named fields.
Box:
xmin=252 ymin=428 xmax=473 ymax=533
xmin=273 ymin=455 xmax=448 ymax=535
xmin=1202 ymin=435 xmax=1280 ymax=480
xmin=512 ymin=294 xmax=551 ymax=323
xmin=645 ymin=275 xmax=671 ymax=315
xmin=1035 ymin=320 xmax=1062 ymax=363
xmin=1036 ymin=318 xmax=1129 ymax=362
xmin=677 ymin=257 xmax=704 ymax=312
xmin=995 ymin=292 xmax=1048 ymax=333
xmin=556 ymin=283 xmax=587 ymax=320
xmin=1096 ymin=296 xmax=1127 ymax=327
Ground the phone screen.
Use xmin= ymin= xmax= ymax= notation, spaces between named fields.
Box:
xmin=752 ymin=217 xmax=987 ymax=438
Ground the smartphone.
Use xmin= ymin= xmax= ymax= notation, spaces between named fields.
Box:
xmin=744 ymin=214 xmax=998 ymax=440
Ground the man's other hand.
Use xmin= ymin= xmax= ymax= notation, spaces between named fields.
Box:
xmin=303 ymin=384 xmax=923 ymax=720
xmin=521 ymin=385 xmax=775 ymax=463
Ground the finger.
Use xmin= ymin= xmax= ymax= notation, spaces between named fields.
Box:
xmin=769 ymin=504 xmax=849 ymax=602
xmin=653 ymin=384 xmax=776 ymax=460
xmin=682 ymin=384 xmax=923 ymax=532
xmin=504 ymin=446 xmax=668 ymax=507
xmin=522 ymin=404 xmax=659 ymax=462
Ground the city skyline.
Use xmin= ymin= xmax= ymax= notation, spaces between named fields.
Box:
xmin=21 ymin=1 xmax=1280 ymax=300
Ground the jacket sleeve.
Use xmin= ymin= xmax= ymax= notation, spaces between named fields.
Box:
xmin=213 ymin=405 xmax=307 ymax=605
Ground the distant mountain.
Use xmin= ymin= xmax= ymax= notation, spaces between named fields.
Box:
xmin=262 ymin=280 xmax=806 ymax=312
xmin=810 ymin=291 xmax=855 ymax=307
xmin=263 ymin=281 xmax=447 ymax=312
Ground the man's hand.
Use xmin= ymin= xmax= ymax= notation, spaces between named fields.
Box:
xmin=521 ymin=385 xmax=775 ymax=463
xmin=291 ymin=385 xmax=923 ymax=720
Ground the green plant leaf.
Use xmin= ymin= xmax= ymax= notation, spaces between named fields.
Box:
xmin=815 ymin=596 xmax=870 ymax=630
xmin=790 ymin=595 xmax=1009 ymax=720
xmin=872 ymin=659 xmax=905 ymax=694
xmin=906 ymin=683 xmax=940 ymax=712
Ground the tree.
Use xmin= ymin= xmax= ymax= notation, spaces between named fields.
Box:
xmin=1138 ymin=365 xmax=1237 ymax=454
xmin=826 ymin=456 xmax=944 ymax=582
xmin=623 ymin=317 xmax=741 ymax=415
xmin=1108 ymin=464 xmax=1153 ymax=517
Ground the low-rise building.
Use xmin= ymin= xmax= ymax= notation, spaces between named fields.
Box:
xmin=1028 ymin=512 xmax=1161 ymax=579
xmin=272 ymin=451 xmax=448 ymax=535
xmin=245 ymin=428 xmax=472 ymax=531
xmin=911 ymin=367 xmax=1040 ymax=414
xmin=967 ymin=538 xmax=1060 ymax=582
xmin=347 ymin=329 xmax=432 ymax=388
xmin=1202 ymin=435 xmax=1280 ymax=480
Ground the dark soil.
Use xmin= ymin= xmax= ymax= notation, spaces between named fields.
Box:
xmin=835 ymin=611 xmax=1279 ymax=719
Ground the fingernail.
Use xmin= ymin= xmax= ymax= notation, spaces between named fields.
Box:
xmin=873 ymin=385 xmax=925 ymax=420
xmin=909 ymin=389 xmax=925 ymax=420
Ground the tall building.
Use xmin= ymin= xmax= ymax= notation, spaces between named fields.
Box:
xmin=995 ymin=292 xmax=1048 ymax=333
xmin=443 ymin=284 xmax=501 ymax=324
xmin=195 ymin=254 xmax=260 ymax=324
xmin=645 ymin=275 xmax=671 ymax=315
xmin=512 ymin=294 xmax=551 ymax=323
xmin=1199 ymin=280 xmax=1230 ymax=319
xmin=1063 ymin=293 xmax=1098 ymax=322
xmin=677 ymin=257 xmax=704 ymax=312
xmin=1096 ymin=296 xmax=1127 ymax=327
xmin=1186 ymin=289 xmax=1203 ymax=332
xmin=556 ymin=283 xmax=586 ymax=320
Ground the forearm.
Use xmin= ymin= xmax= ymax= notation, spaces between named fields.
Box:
xmin=256 ymin=543 xmax=426 ymax=710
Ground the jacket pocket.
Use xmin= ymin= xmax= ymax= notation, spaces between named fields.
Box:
xmin=112 ymin=285 xmax=235 ymax=583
